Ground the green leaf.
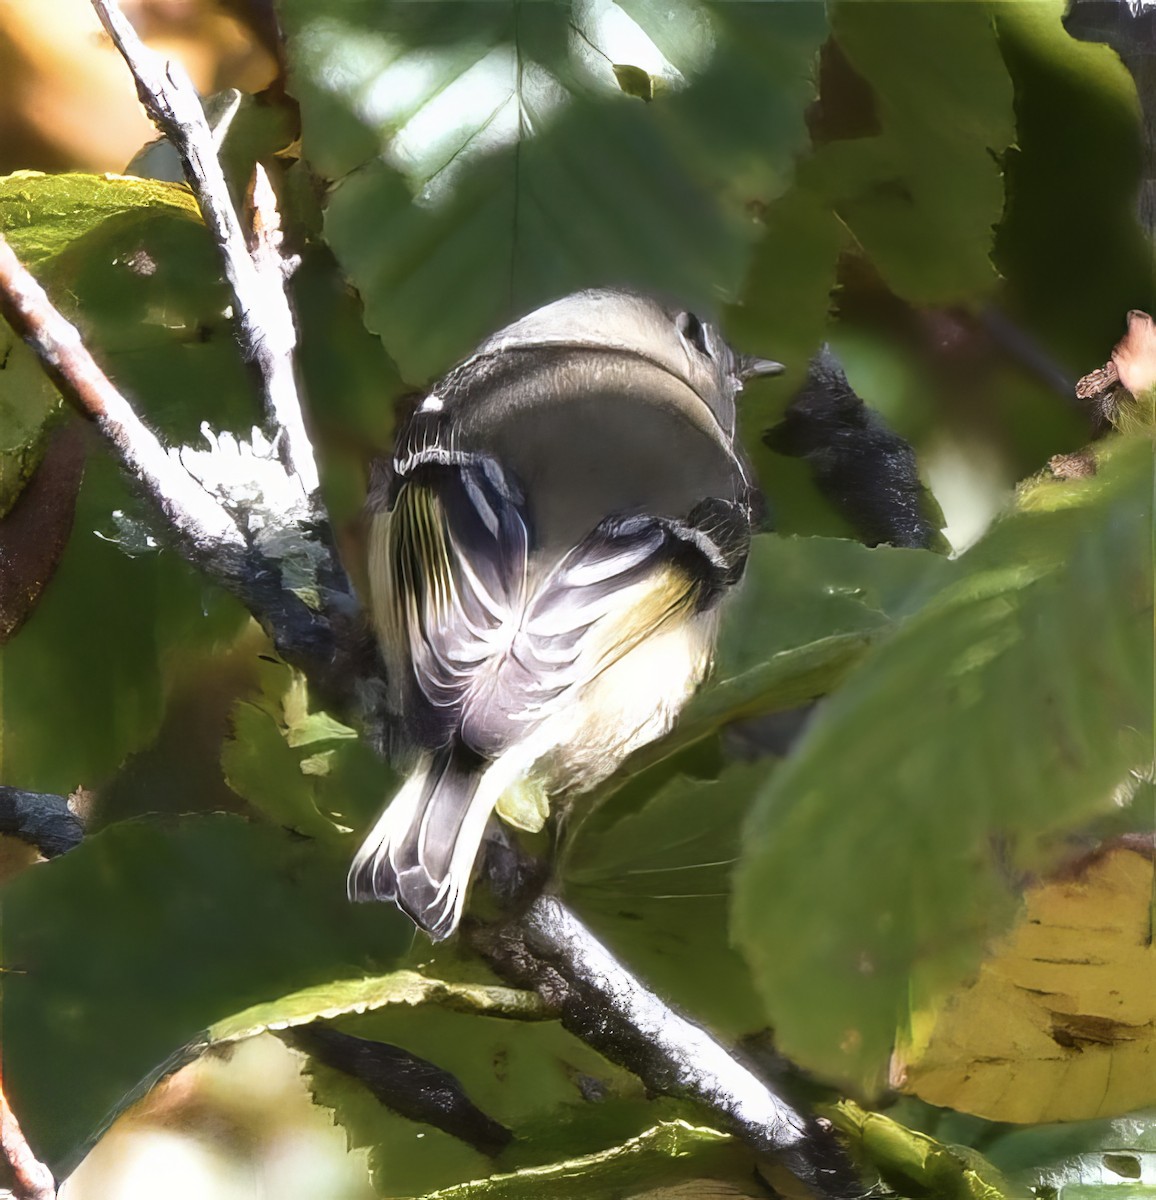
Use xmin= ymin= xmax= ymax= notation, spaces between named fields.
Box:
xmin=223 ymin=701 xmax=354 ymax=838
xmin=729 ymin=0 xmax=1016 ymax=502
xmin=0 ymin=814 xmax=413 ymax=1173
xmin=281 ymin=0 xmax=826 ymax=379
xmin=0 ymin=172 xmax=197 ymax=513
xmin=651 ymin=533 xmax=950 ymax=767
xmin=412 ymin=1120 xmax=758 ymax=1199
xmin=993 ymin=0 xmax=1152 ymax=382
xmin=0 ymin=171 xmax=199 ymax=267
xmin=975 ymin=1108 xmax=1156 ymax=1198
xmin=209 ymin=970 xmax=546 ymax=1044
xmin=732 ymin=435 xmax=1155 ymax=1092
xmin=957 ymin=1106 xmax=1156 ymax=1189
xmin=47 ymin=193 xmax=258 ymax=443
xmin=0 ymin=450 xmax=248 ymax=793
xmin=287 ymin=711 xmax=359 ymax=748
xmin=290 ymin=243 xmax=409 ymax=529
xmin=726 ymin=191 xmax=848 ymax=511
xmin=0 ymin=322 xmax=64 ymax=519
xmin=827 ymin=0 xmax=1015 ymax=304
xmin=562 ymin=762 xmax=770 ymax=1038
xmin=221 ymin=657 xmax=397 ymax=838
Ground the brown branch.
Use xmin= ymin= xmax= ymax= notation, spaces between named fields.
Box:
xmin=0 ymin=1068 xmax=54 ymax=1200
xmin=1075 ymin=360 xmax=1119 ymax=402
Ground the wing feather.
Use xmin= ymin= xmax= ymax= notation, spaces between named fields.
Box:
xmin=376 ymin=456 xmax=750 ymax=758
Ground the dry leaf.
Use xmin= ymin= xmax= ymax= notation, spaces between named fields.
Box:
xmin=1112 ymin=310 xmax=1156 ymax=398
xmin=892 ymin=837 xmax=1156 ymax=1123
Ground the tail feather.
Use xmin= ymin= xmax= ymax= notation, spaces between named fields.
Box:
xmin=348 ymin=744 xmax=495 ymax=940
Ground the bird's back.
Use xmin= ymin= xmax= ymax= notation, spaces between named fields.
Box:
xmin=417 ymin=346 xmax=748 ymax=570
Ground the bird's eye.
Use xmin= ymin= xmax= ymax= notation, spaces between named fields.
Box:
xmin=676 ymin=310 xmax=712 ymax=358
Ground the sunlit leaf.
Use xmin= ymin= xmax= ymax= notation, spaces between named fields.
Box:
xmin=894 ymin=838 xmax=1156 ymax=1124
xmin=282 ymin=0 xmax=827 ymax=379
xmin=221 ymin=656 xmax=397 ymax=838
xmin=210 ymin=970 xmax=546 ymax=1045
xmin=0 ymin=171 xmax=198 ymax=267
xmin=412 ymin=1120 xmax=759 ymax=1199
xmin=0 ymin=172 xmax=196 ymax=514
xmin=733 ymin=435 xmax=1154 ymax=1091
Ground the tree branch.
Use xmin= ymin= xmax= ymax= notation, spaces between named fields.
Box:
xmin=471 ymin=893 xmax=862 ymax=1199
xmin=287 ymin=1025 xmax=513 ymax=1157
xmin=471 ymin=843 xmax=860 ymax=1194
xmin=0 ymin=232 xmax=362 ymax=716
xmin=91 ymin=0 xmax=319 ymax=503
xmin=0 ymin=1069 xmax=55 ymax=1200
xmin=0 ymin=234 xmax=244 ymax=561
xmin=0 ymin=788 xmax=84 ymax=860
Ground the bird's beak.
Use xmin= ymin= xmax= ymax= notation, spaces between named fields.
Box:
xmin=738 ymin=355 xmax=785 ymax=380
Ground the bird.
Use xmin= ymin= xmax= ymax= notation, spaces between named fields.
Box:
xmin=348 ymin=288 xmax=782 ymax=939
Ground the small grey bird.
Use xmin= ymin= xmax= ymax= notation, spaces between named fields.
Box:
xmin=349 ymin=289 xmax=781 ymax=938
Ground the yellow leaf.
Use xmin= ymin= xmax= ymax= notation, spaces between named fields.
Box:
xmin=612 ymin=63 xmax=655 ymax=102
xmin=496 ymin=777 xmax=550 ymax=833
xmin=893 ymin=838 xmax=1156 ymax=1123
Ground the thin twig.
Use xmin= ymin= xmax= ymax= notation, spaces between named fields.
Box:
xmin=0 ymin=234 xmax=244 ymax=559
xmin=977 ymin=306 xmax=1077 ymax=401
xmin=91 ymin=0 xmax=320 ymax=501
xmin=1075 ymin=360 xmax=1119 ymax=402
xmin=0 ymin=1068 xmax=54 ymax=1200
xmin=0 ymin=234 xmax=365 ymax=717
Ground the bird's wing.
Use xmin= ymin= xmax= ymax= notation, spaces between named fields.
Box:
xmin=460 ymin=502 xmax=752 ymax=755
xmin=372 ymin=445 xmax=751 ymax=757
xmin=368 ymin=454 xmax=531 ymax=743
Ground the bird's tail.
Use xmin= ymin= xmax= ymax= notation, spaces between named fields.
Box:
xmin=347 ymin=743 xmax=500 ymax=940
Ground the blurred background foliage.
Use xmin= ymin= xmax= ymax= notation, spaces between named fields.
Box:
xmin=0 ymin=0 xmax=1153 ymax=1198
